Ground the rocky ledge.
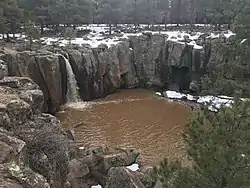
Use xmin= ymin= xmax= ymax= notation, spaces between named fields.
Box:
xmin=0 ymin=76 xmax=157 ymax=188
xmin=0 ymin=32 xmax=235 ymax=114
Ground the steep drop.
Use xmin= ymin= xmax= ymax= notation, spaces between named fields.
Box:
xmin=62 ymin=55 xmax=79 ymax=103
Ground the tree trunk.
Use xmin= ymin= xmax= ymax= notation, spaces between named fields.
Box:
xmin=29 ymin=37 xmax=32 ymax=50
xmin=55 ymin=24 xmax=59 ymax=33
xmin=164 ymin=12 xmax=167 ymax=31
xmin=218 ymin=24 xmax=221 ymax=31
xmin=109 ymin=23 xmax=112 ymax=35
xmin=40 ymin=21 xmax=44 ymax=35
xmin=6 ymin=34 xmax=10 ymax=42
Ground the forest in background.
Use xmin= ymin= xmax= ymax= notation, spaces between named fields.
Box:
xmin=0 ymin=0 xmax=245 ymax=36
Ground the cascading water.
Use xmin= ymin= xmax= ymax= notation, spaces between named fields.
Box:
xmin=62 ymin=55 xmax=79 ymax=103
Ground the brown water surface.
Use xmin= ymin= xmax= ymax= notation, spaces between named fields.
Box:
xmin=57 ymin=89 xmax=190 ymax=166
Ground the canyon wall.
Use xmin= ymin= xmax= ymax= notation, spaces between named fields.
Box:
xmin=0 ymin=33 xmax=227 ymax=113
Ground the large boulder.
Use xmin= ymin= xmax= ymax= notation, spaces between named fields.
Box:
xmin=0 ymin=49 xmax=64 ymax=113
xmin=8 ymin=162 xmax=50 ymax=188
xmin=0 ymin=76 xmax=73 ymax=188
xmin=0 ymin=77 xmax=44 ymax=113
xmin=103 ymin=149 xmax=139 ymax=171
xmin=67 ymin=48 xmax=100 ymax=100
xmin=0 ymin=127 xmax=26 ymax=158
xmin=105 ymin=167 xmax=145 ymax=188
xmin=0 ymin=127 xmax=51 ymax=188
xmin=136 ymin=167 xmax=157 ymax=188
xmin=34 ymin=54 xmax=63 ymax=113
xmin=68 ymin=159 xmax=90 ymax=178
xmin=0 ymin=141 xmax=14 ymax=164
xmin=205 ymin=38 xmax=225 ymax=74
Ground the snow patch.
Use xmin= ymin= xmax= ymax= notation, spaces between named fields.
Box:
xmin=91 ymin=185 xmax=102 ymax=188
xmin=126 ymin=164 xmax=139 ymax=171
xmin=241 ymin=39 xmax=247 ymax=44
xmin=164 ymin=91 xmax=186 ymax=99
xmin=155 ymin=92 xmax=162 ymax=96
xmin=163 ymin=90 xmax=235 ymax=112
xmin=197 ymin=96 xmax=233 ymax=111
xmin=187 ymin=40 xmax=203 ymax=49
xmin=224 ymin=30 xmax=236 ymax=38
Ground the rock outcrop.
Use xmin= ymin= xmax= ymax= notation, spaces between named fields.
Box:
xmin=0 ymin=33 xmax=224 ymax=114
xmin=0 ymin=77 xmax=65 ymax=188
xmin=105 ymin=167 xmax=146 ymax=188
xmin=0 ymin=80 xmax=153 ymax=188
xmin=0 ymin=49 xmax=67 ymax=114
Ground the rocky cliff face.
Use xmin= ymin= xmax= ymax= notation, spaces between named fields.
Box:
xmin=0 ymin=76 xmax=157 ymax=188
xmin=0 ymin=76 xmax=70 ymax=188
xmin=0 ymin=33 xmax=226 ymax=113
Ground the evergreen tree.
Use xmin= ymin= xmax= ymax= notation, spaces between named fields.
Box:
xmin=201 ymin=0 xmax=250 ymax=98
xmin=24 ymin=20 xmax=40 ymax=49
xmin=200 ymin=0 xmax=233 ymax=29
xmin=98 ymin=0 xmax=124 ymax=34
xmin=19 ymin=0 xmax=55 ymax=34
xmin=155 ymin=100 xmax=250 ymax=187
xmin=0 ymin=0 xmax=23 ymax=39
xmin=233 ymin=0 xmax=250 ymax=42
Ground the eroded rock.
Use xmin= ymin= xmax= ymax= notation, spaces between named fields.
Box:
xmin=8 ymin=162 xmax=50 ymax=188
xmin=103 ymin=149 xmax=139 ymax=171
xmin=105 ymin=167 xmax=145 ymax=188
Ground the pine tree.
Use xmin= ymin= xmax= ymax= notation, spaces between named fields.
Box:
xmin=233 ymin=0 xmax=250 ymax=42
xmin=0 ymin=0 xmax=23 ymax=39
xmin=98 ymin=0 xmax=124 ymax=34
xmin=24 ymin=20 xmax=40 ymax=49
xmin=155 ymin=100 xmax=250 ymax=187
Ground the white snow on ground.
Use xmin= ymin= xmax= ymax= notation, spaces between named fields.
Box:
xmin=38 ymin=25 xmax=236 ymax=48
xmin=91 ymin=185 xmax=102 ymax=188
xmin=0 ymin=24 xmax=236 ymax=49
xmin=197 ymin=95 xmax=234 ymax=111
xmin=0 ymin=33 xmax=26 ymax=40
xmin=241 ymin=39 xmax=247 ymax=44
xmin=165 ymin=91 xmax=186 ymax=99
xmin=155 ymin=92 xmax=162 ymax=96
xmin=126 ymin=163 xmax=139 ymax=171
xmin=187 ymin=40 xmax=203 ymax=49
xmin=224 ymin=30 xmax=236 ymax=38
xmin=162 ymin=90 xmax=235 ymax=112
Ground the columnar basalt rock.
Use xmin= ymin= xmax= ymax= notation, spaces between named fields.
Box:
xmin=0 ymin=33 xmax=226 ymax=113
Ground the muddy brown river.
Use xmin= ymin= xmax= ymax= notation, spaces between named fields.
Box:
xmin=57 ymin=89 xmax=191 ymax=166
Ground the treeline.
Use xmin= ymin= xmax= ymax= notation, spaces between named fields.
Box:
xmin=0 ymin=0 xmax=241 ymax=36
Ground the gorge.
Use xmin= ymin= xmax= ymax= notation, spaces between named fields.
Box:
xmin=0 ymin=28 xmax=239 ymax=188
xmin=0 ymin=30 xmax=233 ymax=113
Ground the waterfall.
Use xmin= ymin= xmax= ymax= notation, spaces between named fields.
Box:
xmin=62 ymin=55 xmax=79 ymax=103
